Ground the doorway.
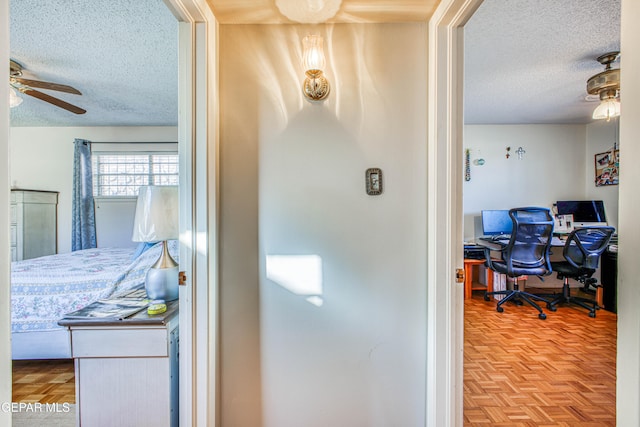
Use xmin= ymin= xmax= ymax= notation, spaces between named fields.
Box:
xmin=5 ymin=1 xmax=213 ymax=424
xmin=459 ymin=1 xmax=620 ymax=425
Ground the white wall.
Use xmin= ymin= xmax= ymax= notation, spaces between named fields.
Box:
xmin=463 ymin=123 xmax=621 ymax=238
xmin=463 ymin=124 xmax=587 ymax=240
xmin=9 ymin=126 xmax=177 ymax=252
xmin=94 ymin=198 xmax=138 ymax=248
xmin=219 ymin=23 xmax=427 ymax=426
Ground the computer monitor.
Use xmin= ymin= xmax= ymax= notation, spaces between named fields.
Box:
xmin=556 ymin=200 xmax=607 ymax=227
xmin=481 ymin=210 xmax=512 ymax=236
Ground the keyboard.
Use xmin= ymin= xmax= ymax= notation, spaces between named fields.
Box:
xmin=479 ymin=235 xmax=510 ymax=242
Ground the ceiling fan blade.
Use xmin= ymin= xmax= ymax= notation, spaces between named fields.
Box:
xmin=12 ymin=77 xmax=82 ymax=95
xmin=21 ymin=88 xmax=86 ymax=115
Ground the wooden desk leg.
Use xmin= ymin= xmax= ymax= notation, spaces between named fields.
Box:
xmin=596 ymin=286 xmax=604 ymax=308
xmin=464 ymin=263 xmax=472 ymax=300
xmin=486 ymin=267 xmax=493 ymax=294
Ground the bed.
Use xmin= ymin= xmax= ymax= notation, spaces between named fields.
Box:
xmin=10 ymin=240 xmax=178 ymax=359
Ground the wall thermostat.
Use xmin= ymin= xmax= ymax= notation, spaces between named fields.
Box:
xmin=365 ymin=168 xmax=383 ymax=196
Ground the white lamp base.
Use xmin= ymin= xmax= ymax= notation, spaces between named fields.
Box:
xmin=145 ymin=265 xmax=179 ymax=301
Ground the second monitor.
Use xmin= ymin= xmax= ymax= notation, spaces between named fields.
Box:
xmin=556 ymin=200 xmax=607 ymax=227
xmin=481 ymin=209 xmax=512 ymax=236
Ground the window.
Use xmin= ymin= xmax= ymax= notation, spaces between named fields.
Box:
xmin=92 ymin=152 xmax=179 ymax=197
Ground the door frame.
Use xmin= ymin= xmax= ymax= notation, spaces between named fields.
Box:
xmin=426 ymin=0 xmax=482 ymax=425
xmin=0 ymin=1 xmax=11 ymax=423
xmin=163 ymin=1 xmax=218 ymax=425
xmin=0 ymin=1 xmax=218 ymax=425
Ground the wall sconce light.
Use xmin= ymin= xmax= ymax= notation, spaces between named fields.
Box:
xmin=302 ymin=34 xmax=330 ymax=101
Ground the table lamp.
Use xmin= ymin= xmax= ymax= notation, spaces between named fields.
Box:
xmin=132 ymin=185 xmax=179 ymax=301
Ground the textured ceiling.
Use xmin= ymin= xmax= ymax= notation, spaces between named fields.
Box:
xmin=9 ymin=0 xmax=178 ymax=127
xmin=464 ymin=0 xmax=621 ymax=124
xmin=9 ymin=0 xmax=621 ymax=127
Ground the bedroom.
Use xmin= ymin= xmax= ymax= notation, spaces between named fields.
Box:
xmin=6 ymin=0 xmax=182 ymax=420
xmin=1 ymin=0 xmax=640 ymax=427
xmin=8 ymin=0 xmax=180 ymax=331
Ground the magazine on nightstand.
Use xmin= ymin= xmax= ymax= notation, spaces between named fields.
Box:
xmin=63 ymin=285 xmax=149 ymax=320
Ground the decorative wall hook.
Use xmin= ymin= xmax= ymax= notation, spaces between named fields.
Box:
xmin=516 ymin=146 xmax=526 ymax=160
xmin=472 ymin=149 xmax=485 ymax=166
xmin=505 ymin=146 xmax=511 ymax=159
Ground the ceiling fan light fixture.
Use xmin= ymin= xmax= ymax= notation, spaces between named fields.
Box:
xmin=592 ymin=97 xmax=620 ymax=121
xmin=587 ymin=52 xmax=621 ymax=121
xmin=9 ymin=86 xmax=23 ymax=108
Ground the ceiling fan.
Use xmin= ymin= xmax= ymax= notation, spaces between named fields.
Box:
xmin=586 ymin=52 xmax=620 ymax=121
xmin=9 ymin=59 xmax=86 ymax=115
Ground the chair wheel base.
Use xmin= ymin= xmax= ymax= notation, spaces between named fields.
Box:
xmin=484 ymin=294 xmax=491 ymax=302
xmin=589 ymin=311 xmax=596 ymax=318
xmin=538 ymin=313 xmax=547 ymax=320
xmin=547 ymin=304 xmax=557 ymax=312
xmin=496 ymin=306 xmax=504 ymax=313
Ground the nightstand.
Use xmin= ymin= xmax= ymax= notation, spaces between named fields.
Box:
xmin=59 ymin=301 xmax=178 ymax=427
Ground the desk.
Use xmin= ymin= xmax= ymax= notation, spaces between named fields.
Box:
xmin=464 ymin=258 xmax=493 ymax=299
xmin=476 ymin=235 xmax=565 ymax=250
xmin=59 ymin=301 xmax=179 ymax=427
xmin=475 ymin=237 xmax=605 ymax=306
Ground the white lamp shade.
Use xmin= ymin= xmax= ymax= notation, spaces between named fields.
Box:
xmin=593 ymin=98 xmax=620 ymax=120
xmin=132 ymin=186 xmax=178 ymax=242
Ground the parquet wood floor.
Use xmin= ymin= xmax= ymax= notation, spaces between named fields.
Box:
xmin=10 ymin=289 xmax=616 ymax=422
xmin=464 ymin=288 xmax=616 ymax=426
xmin=12 ymin=359 xmax=75 ymax=404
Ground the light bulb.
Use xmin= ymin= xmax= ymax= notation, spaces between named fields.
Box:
xmin=9 ymin=86 xmax=23 ymax=108
xmin=302 ymin=35 xmax=325 ymax=71
xmin=592 ymin=99 xmax=620 ymax=121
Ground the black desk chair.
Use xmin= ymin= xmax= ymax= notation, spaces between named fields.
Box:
xmin=483 ymin=207 xmax=554 ymax=320
xmin=546 ymin=226 xmax=615 ymax=317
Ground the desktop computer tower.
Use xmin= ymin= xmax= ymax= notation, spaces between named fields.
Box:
xmin=601 ymin=250 xmax=617 ymax=313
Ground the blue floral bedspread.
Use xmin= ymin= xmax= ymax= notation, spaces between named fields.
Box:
xmin=11 ymin=241 xmax=179 ymax=333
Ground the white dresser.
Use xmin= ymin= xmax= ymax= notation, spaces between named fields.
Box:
xmin=10 ymin=189 xmax=59 ymax=261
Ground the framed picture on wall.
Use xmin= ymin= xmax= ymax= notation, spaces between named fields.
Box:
xmin=595 ymin=149 xmax=619 ymax=186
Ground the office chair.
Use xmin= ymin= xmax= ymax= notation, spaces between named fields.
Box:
xmin=483 ymin=207 xmax=554 ymax=320
xmin=546 ymin=226 xmax=615 ymax=318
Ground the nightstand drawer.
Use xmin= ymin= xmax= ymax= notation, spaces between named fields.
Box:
xmin=71 ymin=328 xmax=170 ymax=358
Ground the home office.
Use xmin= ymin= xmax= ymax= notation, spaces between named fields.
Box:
xmin=462 ymin=122 xmax=620 ymax=319
xmin=464 ymin=200 xmax=615 ymax=318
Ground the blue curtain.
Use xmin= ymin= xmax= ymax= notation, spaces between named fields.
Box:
xmin=72 ymin=139 xmax=97 ymax=250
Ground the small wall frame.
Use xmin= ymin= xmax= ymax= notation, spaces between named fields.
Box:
xmin=595 ymin=149 xmax=619 ymax=186
xmin=365 ymin=168 xmax=383 ymax=195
